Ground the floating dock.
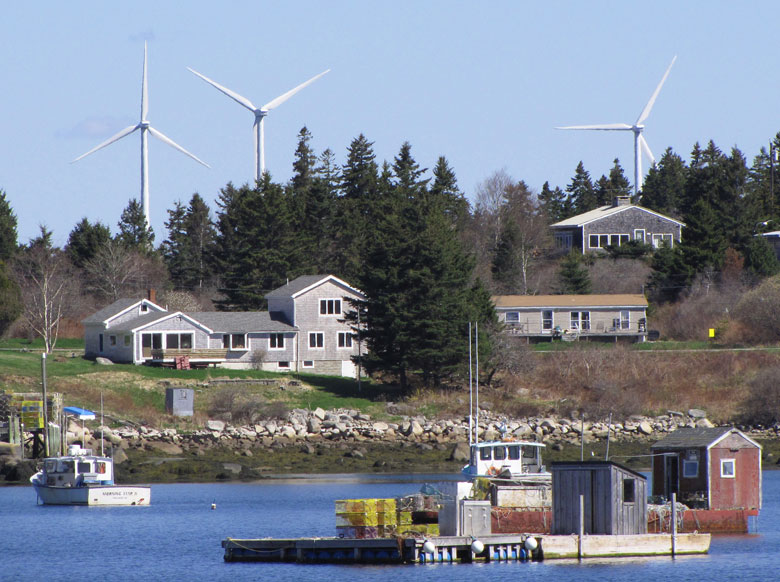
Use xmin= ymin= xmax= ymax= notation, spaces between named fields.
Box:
xmin=222 ymin=532 xmax=710 ymax=564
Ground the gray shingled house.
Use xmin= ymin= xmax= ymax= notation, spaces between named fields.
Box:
xmin=551 ymin=196 xmax=684 ymax=254
xmin=82 ymin=275 xmax=364 ymax=377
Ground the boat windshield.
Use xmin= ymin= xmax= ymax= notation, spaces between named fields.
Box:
xmin=77 ymin=461 xmax=92 ymax=474
xmin=508 ymin=445 xmax=520 ymax=460
xmin=57 ymin=460 xmax=74 ymax=473
xmin=479 ymin=447 xmax=492 ymax=461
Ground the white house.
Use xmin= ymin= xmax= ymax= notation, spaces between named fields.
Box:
xmin=82 ymin=275 xmax=364 ymax=377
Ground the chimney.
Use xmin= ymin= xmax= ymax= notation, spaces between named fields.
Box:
xmin=613 ymin=196 xmax=631 ymax=207
xmin=147 ymin=289 xmax=157 ymax=304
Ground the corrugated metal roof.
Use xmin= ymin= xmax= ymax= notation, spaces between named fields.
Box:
xmin=650 ymin=427 xmax=735 ymax=449
xmin=493 ymin=294 xmax=648 ymax=308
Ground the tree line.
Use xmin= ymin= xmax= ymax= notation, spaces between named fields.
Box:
xmin=1 ymin=128 xmax=780 ymax=386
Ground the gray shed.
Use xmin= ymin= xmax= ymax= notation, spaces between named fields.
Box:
xmin=552 ymin=461 xmax=647 ymax=535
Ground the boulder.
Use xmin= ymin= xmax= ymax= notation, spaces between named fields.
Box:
xmin=410 ymin=420 xmax=424 ymax=436
xmin=312 ymin=407 xmax=326 ymax=420
xmin=688 ymin=409 xmax=707 ymax=419
xmin=307 ymin=417 xmax=322 ymax=433
xmin=372 ymin=422 xmax=389 ymax=432
xmin=95 ymin=357 xmax=114 ymax=365
xmin=449 ymin=441 xmax=470 ymax=462
xmin=112 ymin=448 xmax=129 ymax=465
xmin=638 ymin=421 xmax=654 ymax=436
xmin=206 ymin=420 xmax=225 ymax=432
xmin=696 ymin=418 xmax=715 ymax=428
xmin=147 ymin=441 xmax=183 ymax=455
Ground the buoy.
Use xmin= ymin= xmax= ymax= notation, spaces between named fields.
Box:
xmin=422 ymin=540 xmax=436 ymax=555
xmin=211 ymin=503 xmax=217 ymax=510
xmin=471 ymin=539 xmax=484 ymax=554
xmin=524 ymin=536 xmax=538 ymax=551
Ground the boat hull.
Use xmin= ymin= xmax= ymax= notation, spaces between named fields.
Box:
xmin=32 ymin=484 xmax=150 ymax=506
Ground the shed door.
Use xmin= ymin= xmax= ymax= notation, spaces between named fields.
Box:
xmin=664 ymin=455 xmax=679 ymax=500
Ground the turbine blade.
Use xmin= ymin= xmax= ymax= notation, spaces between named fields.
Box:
xmin=636 ymin=55 xmax=677 ymax=126
xmin=71 ymin=124 xmax=139 ymax=163
xmin=639 ymin=134 xmax=656 ymax=164
xmin=142 ymin=43 xmax=149 ymax=121
xmin=556 ymin=123 xmax=633 ymax=131
xmin=187 ymin=67 xmax=257 ymax=112
xmin=261 ymin=69 xmax=330 ymax=111
xmin=147 ymin=126 xmax=210 ymax=168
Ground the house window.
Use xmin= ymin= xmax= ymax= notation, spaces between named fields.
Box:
xmin=320 ymin=299 xmax=341 ymax=315
xmin=599 ymin=234 xmax=609 ymax=248
xmin=623 ymin=478 xmax=636 ymax=503
xmin=634 ymin=229 xmax=646 ymax=243
xmin=109 ymin=335 xmax=117 ymax=347
xmin=683 ymin=460 xmax=699 ymax=478
xmin=140 ymin=304 xmax=148 ymax=313
xmin=721 ymin=459 xmax=736 ymax=478
xmin=124 ymin=335 xmax=132 ymax=346
xmin=555 ymin=232 xmax=573 ymax=250
xmin=309 ymin=332 xmax=324 ymax=348
xmin=570 ymin=311 xmax=590 ymax=331
xmin=589 ymin=234 xmax=599 ymax=249
xmin=619 ymin=234 xmax=630 ymax=245
xmin=542 ymin=310 xmax=553 ymax=331
xmin=269 ymin=333 xmax=285 ymax=349
xmin=302 ymin=360 xmax=314 ymax=368
xmin=338 ymin=332 xmax=353 ymax=348
xmin=166 ymin=333 xmax=194 ymax=349
xmin=277 ymin=361 xmax=290 ymax=369
xmin=505 ymin=311 xmax=519 ymax=323
xmin=224 ymin=333 xmax=246 ymax=350
xmin=620 ymin=310 xmax=630 ymax=330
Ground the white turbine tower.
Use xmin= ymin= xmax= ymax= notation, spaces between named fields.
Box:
xmin=186 ymin=66 xmax=330 ymax=182
xmin=72 ymin=43 xmax=209 ymax=227
xmin=556 ymin=56 xmax=677 ymax=197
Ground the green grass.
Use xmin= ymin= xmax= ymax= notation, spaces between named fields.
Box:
xmin=0 ymin=338 xmax=85 ymax=350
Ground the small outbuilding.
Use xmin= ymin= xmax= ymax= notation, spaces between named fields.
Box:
xmin=551 ymin=461 xmax=647 ymax=535
xmin=651 ymin=427 xmax=762 ymax=510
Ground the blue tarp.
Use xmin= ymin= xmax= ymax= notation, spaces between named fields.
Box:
xmin=63 ymin=406 xmax=96 ymax=420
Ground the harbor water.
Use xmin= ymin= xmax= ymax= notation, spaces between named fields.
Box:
xmin=2 ymin=471 xmax=779 ymax=581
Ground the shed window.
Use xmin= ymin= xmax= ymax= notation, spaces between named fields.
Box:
xmin=721 ymin=459 xmax=735 ymax=478
xmin=623 ymin=478 xmax=636 ymax=503
xmin=505 ymin=311 xmax=519 ymax=322
xmin=683 ymin=460 xmax=699 ymax=478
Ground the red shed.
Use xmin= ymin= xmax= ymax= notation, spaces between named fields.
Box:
xmin=651 ymin=427 xmax=761 ymax=511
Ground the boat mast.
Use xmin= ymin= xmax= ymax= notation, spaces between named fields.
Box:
xmin=468 ymin=323 xmax=473 ymax=446
xmin=475 ymin=321 xmax=479 ymax=445
xmin=100 ymin=392 xmax=104 ymax=457
xmin=41 ymin=353 xmax=49 ymax=457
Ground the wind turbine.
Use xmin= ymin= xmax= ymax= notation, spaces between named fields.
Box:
xmin=556 ymin=56 xmax=677 ymax=197
xmin=186 ymin=66 xmax=330 ymax=182
xmin=72 ymin=43 xmax=209 ymax=227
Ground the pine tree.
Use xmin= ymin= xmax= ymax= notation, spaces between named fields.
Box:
xmin=66 ymin=218 xmax=112 ymax=269
xmin=557 ymin=252 xmax=591 ymax=294
xmin=429 ymin=156 xmax=467 ymax=224
xmin=595 ymin=158 xmax=632 ymax=206
xmin=567 ymin=162 xmax=597 ymax=214
xmin=0 ymin=190 xmax=18 ymax=262
xmin=117 ymin=199 xmax=155 ymax=252
xmin=640 ymin=147 xmax=687 ymax=216
xmin=538 ymin=181 xmax=569 ymax=222
xmin=647 ymin=244 xmax=692 ymax=303
xmin=162 ymin=194 xmax=217 ymax=289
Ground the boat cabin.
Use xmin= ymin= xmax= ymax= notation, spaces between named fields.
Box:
xmin=40 ymin=445 xmax=115 ymax=488
xmin=462 ymin=441 xmax=549 ymax=482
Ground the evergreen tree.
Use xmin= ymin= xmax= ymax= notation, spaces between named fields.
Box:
xmin=213 ymin=182 xmax=246 ymax=277
xmin=0 ymin=261 xmax=21 ymax=335
xmin=161 ymin=194 xmax=217 ymax=289
xmin=595 ymin=158 xmax=632 ymax=206
xmin=537 ymin=181 xmax=569 ymax=222
xmin=567 ymin=162 xmax=597 ymax=214
xmin=429 ymin=156 xmax=468 ymax=224
xmin=744 ymin=235 xmax=780 ymax=279
xmin=0 ymin=190 xmax=18 ymax=262
xmin=679 ymin=198 xmax=725 ymax=274
xmin=647 ymin=244 xmax=692 ymax=303
xmin=116 ymin=199 xmax=155 ymax=252
xmin=217 ymin=175 xmax=296 ymax=310
xmin=67 ymin=218 xmax=112 ymax=269
xmin=640 ymin=147 xmax=687 ymax=216
xmin=557 ymin=251 xmax=591 ymax=294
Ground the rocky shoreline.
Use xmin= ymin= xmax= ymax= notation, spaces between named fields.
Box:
xmin=2 ymin=407 xmax=777 ymax=485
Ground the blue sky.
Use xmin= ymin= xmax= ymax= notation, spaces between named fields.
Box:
xmin=2 ymin=1 xmax=779 ymax=245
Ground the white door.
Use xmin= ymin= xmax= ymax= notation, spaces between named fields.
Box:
xmin=341 ymin=359 xmax=357 ymax=378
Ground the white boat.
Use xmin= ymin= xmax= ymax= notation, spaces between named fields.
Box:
xmin=30 ymin=445 xmax=150 ymax=506
xmin=462 ymin=440 xmax=551 ymax=485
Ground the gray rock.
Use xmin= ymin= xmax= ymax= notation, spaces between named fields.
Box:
xmin=206 ymin=420 xmax=225 ymax=432
xmin=312 ymin=407 xmax=326 ymax=420
xmin=112 ymin=448 xmax=129 ymax=465
xmin=449 ymin=441 xmax=470 ymax=462
xmin=688 ymin=409 xmax=707 ymax=419
xmin=696 ymin=418 xmax=715 ymax=428
xmin=95 ymin=357 xmax=114 ymax=365
xmin=638 ymin=421 xmax=653 ymax=435
xmin=147 ymin=441 xmax=183 ymax=455
xmin=372 ymin=422 xmax=389 ymax=432
xmin=307 ymin=417 xmax=322 ymax=433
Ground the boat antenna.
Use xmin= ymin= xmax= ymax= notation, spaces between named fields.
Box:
xmin=475 ymin=321 xmax=479 ymax=445
xmin=468 ymin=322 xmax=473 ymax=446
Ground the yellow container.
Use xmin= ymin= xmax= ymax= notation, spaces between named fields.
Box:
xmin=397 ymin=511 xmax=413 ymax=525
xmin=335 ymin=513 xmax=379 ymax=527
xmin=376 ymin=511 xmax=397 ymax=526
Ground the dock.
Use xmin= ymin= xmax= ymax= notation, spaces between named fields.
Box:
xmin=222 ymin=532 xmax=710 ymax=563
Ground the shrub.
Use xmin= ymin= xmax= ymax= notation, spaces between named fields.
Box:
xmin=740 ymin=366 xmax=780 ymax=427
